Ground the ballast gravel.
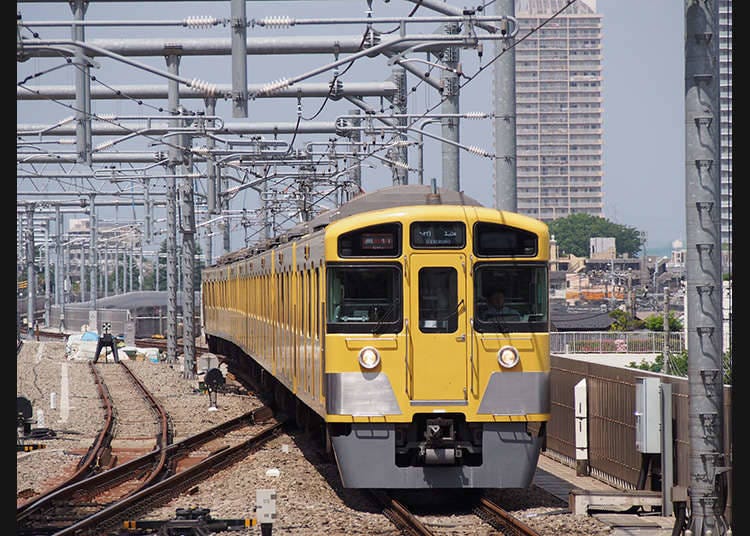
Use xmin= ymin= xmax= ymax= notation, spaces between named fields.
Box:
xmin=17 ymin=340 xmax=614 ymax=535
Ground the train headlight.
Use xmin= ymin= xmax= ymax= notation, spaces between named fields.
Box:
xmin=497 ymin=345 xmax=520 ymax=369
xmin=358 ymin=346 xmax=381 ymax=369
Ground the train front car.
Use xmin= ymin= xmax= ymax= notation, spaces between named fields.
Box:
xmin=323 ymin=200 xmax=551 ymax=489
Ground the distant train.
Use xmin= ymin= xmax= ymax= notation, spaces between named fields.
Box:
xmin=201 ymin=184 xmax=551 ymax=489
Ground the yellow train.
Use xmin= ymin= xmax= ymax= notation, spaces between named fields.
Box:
xmin=202 ymin=184 xmax=550 ymax=489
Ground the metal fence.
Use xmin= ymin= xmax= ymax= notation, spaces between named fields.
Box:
xmin=546 ymin=354 xmax=732 ymax=523
xmin=550 ymin=331 xmax=685 ymax=354
xmin=47 ymin=305 xmax=200 ymax=340
xmin=49 ymin=305 xmax=131 ymax=336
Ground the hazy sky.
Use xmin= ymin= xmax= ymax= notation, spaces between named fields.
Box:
xmin=17 ymin=0 xmax=687 ymax=254
xmin=597 ymin=0 xmax=685 ymax=252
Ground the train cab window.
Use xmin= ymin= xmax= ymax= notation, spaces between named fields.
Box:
xmin=473 ymin=263 xmax=548 ymax=333
xmin=473 ymin=222 xmax=538 ymax=257
xmin=418 ymin=267 xmax=459 ymax=333
xmin=338 ymin=223 xmax=401 ymax=257
xmin=326 ymin=263 xmax=403 ymax=334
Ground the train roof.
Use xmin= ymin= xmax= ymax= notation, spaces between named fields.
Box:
xmin=287 ymin=184 xmax=483 ymax=236
xmin=213 ymin=185 xmax=483 ymax=265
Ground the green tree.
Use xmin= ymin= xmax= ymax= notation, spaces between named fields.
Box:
xmin=642 ymin=312 xmax=682 ymax=332
xmin=628 ymin=349 xmax=731 ymax=385
xmin=547 ymin=213 xmax=643 ymax=258
xmin=608 ymin=309 xmax=644 ymax=331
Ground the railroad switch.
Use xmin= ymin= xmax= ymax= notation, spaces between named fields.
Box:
xmin=121 ymin=507 xmax=258 ymax=535
xmin=17 ymin=442 xmax=46 ymax=452
xmin=17 ymin=396 xmax=52 ymax=451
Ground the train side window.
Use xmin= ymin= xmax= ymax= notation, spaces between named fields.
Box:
xmin=418 ymin=267 xmax=458 ymax=333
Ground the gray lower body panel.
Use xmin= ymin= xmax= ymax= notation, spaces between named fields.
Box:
xmin=331 ymin=422 xmax=542 ymax=488
xmin=478 ymin=371 xmax=550 ymax=415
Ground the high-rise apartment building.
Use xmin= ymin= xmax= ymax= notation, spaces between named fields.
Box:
xmin=718 ymin=0 xmax=732 ymax=262
xmin=513 ymin=0 xmax=603 ymax=223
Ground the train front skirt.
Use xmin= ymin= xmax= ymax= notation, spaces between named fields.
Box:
xmin=330 ymin=422 xmax=543 ymax=489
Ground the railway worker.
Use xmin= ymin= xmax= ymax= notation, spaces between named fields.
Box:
xmin=483 ymin=288 xmax=520 ymax=319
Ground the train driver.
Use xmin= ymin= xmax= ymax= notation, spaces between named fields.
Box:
xmin=483 ymin=288 xmax=520 ymax=319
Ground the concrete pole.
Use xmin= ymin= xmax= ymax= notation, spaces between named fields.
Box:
xmin=391 ymin=65 xmax=408 ymax=184
xmin=684 ymin=1 xmax=728 ymax=534
xmin=79 ymin=240 xmax=86 ymax=304
xmin=104 ymin=244 xmax=108 ymax=297
xmin=441 ymin=21 xmax=460 ymax=191
xmin=493 ymin=0 xmax=517 ymax=211
xmin=205 ymin=97 xmax=217 ymax=265
xmin=180 ymin=135 xmax=197 ymax=378
xmin=114 ymin=241 xmax=119 ymax=294
xmin=205 ymin=97 xmax=218 ymax=214
xmin=230 ymin=0 xmax=248 ymax=117
xmin=165 ymin=52 xmax=181 ymax=364
xmin=262 ymin=180 xmax=272 ymax=242
xmin=25 ymin=204 xmax=36 ymax=340
xmin=44 ymin=221 xmax=51 ymax=327
xmin=349 ymin=109 xmax=362 ymax=191
xmin=222 ymin=170 xmax=231 ymax=254
xmin=70 ymin=0 xmax=91 ymax=164
xmin=54 ymin=206 xmax=63 ymax=306
xmin=144 ymin=178 xmax=152 ymax=244
xmin=60 ymin=242 xmax=67 ymax=332
xmin=89 ymin=194 xmax=97 ymax=310
xmin=129 ymin=236 xmax=134 ymax=292
xmin=138 ymin=239 xmax=144 ymax=291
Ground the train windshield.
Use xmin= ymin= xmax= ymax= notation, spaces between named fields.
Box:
xmin=473 ymin=262 xmax=548 ymax=333
xmin=326 ymin=263 xmax=403 ymax=334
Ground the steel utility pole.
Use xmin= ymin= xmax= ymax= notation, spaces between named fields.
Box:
xmin=25 ymin=204 xmax=36 ymax=340
xmin=441 ymin=20 xmax=460 ymax=191
xmin=493 ymin=0 xmax=517 ymax=212
xmin=180 ymin=127 xmax=197 ymax=379
xmin=88 ymin=194 xmax=97 ymax=311
xmin=165 ymin=52 xmax=181 ymax=365
xmin=70 ymin=0 xmax=91 ymax=164
xmin=683 ymin=1 xmax=729 ymax=534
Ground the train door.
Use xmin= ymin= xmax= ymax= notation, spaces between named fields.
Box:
xmin=408 ymin=253 xmax=467 ymax=402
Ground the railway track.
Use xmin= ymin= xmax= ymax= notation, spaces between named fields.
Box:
xmin=475 ymin=495 xmax=543 ymax=536
xmin=16 ymin=357 xmax=284 ymax=536
xmin=369 ymin=490 xmax=543 ymax=536
xmin=17 ymin=361 xmax=168 ymax=514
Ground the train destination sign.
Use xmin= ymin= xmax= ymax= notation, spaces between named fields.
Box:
xmin=410 ymin=221 xmax=465 ymax=248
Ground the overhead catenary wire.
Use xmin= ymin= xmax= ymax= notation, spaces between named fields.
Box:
xmin=17 ymin=0 xmax=581 ymax=249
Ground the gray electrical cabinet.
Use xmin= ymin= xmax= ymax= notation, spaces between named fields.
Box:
xmin=634 ymin=377 xmax=661 ymax=453
xmin=256 ymin=488 xmax=277 ymax=524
